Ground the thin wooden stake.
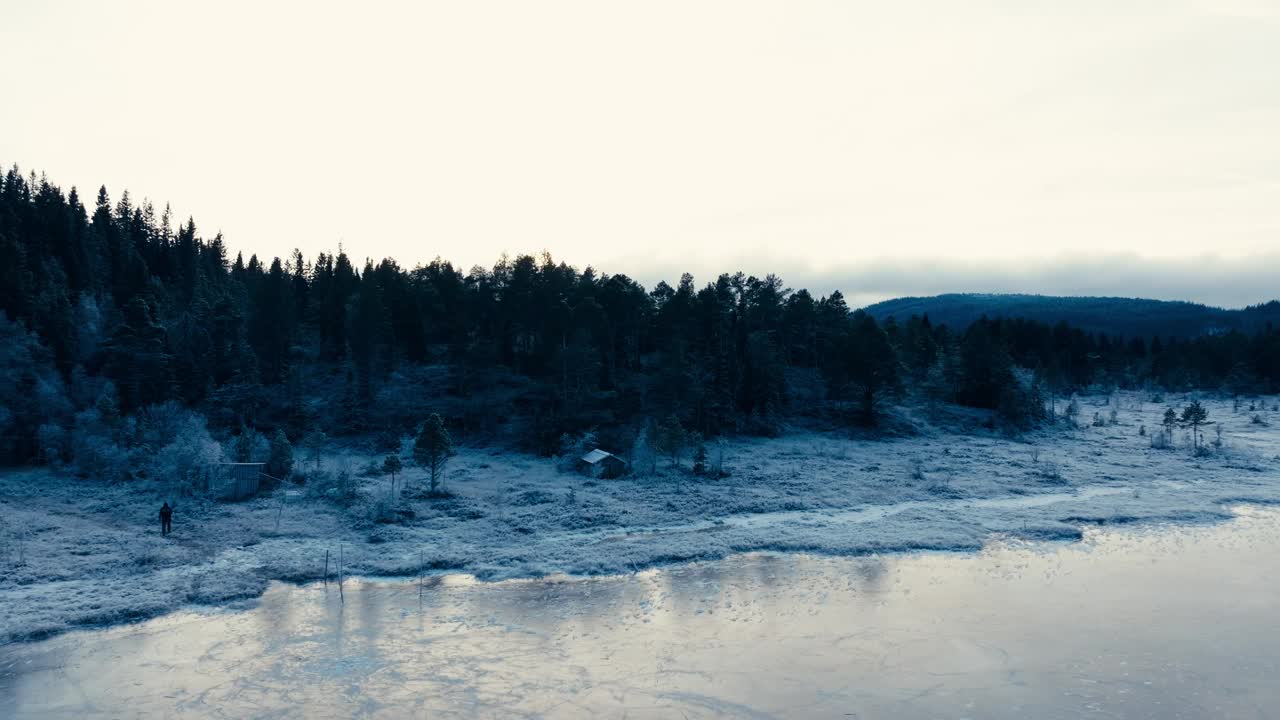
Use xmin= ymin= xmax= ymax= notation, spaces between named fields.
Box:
xmin=324 ymin=549 xmax=329 ymax=585
xmin=418 ymin=549 xmax=424 ymax=607
xmin=338 ymin=543 xmax=345 ymax=603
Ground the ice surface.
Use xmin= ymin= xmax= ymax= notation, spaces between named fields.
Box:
xmin=3 ymin=508 xmax=1280 ymax=718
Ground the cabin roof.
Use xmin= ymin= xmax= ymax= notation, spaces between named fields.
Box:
xmin=580 ymin=449 xmax=621 ymax=464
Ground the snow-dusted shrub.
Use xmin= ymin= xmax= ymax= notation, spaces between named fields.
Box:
xmin=365 ymin=496 xmax=398 ymax=525
xmin=692 ymin=444 xmax=708 ymax=476
xmin=149 ymin=414 xmax=224 ymax=496
xmin=0 ymin=318 xmax=73 ymax=463
xmin=925 ymin=473 xmax=960 ymax=497
xmin=232 ymin=426 xmax=268 ymax=462
xmin=1251 ymin=414 xmax=1268 ymax=426
xmin=308 ymin=466 xmax=359 ymax=505
xmin=134 ymin=401 xmax=189 ymax=451
xmin=36 ymin=422 xmax=69 ymax=464
xmin=1149 ymin=432 xmax=1171 ymax=450
xmin=1065 ymin=397 xmax=1080 ymax=422
xmin=556 ymin=431 xmax=599 ymax=472
xmin=909 ymin=458 xmax=925 ymax=481
xmin=1037 ymin=461 xmax=1064 ymax=483
xmin=630 ymin=422 xmax=657 ymax=477
xmin=70 ymin=408 xmax=135 ymax=482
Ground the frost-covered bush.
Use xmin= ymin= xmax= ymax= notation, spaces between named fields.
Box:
xmin=149 ymin=414 xmax=224 ymax=496
xmin=70 ymin=408 xmax=135 ymax=482
xmin=308 ymin=466 xmax=359 ymax=505
xmin=232 ymin=426 xmax=268 ymax=462
xmin=1037 ymin=461 xmax=1064 ymax=483
xmin=555 ymin=430 xmax=599 ymax=472
xmin=0 ymin=314 xmax=74 ymax=463
xmin=36 ymin=422 xmax=69 ymax=464
xmin=909 ymin=458 xmax=925 ymax=481
xmin=365 ymin=496 xmax=398 ymax=525
xmin=1065 ymin=397 xmax=1080 ymax=423
xmin=630 ymin=422 xmax=657 ymax=477
xmin=134 ymin=401 xmax=189 ymax=451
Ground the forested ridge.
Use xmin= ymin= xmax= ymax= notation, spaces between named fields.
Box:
xmin=3 ymin=166 xmax=1279 ymax=467
xmin=866 ymin=293 xmax=1280 ymax=341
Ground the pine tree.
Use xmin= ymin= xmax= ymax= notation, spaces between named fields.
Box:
xmin=692 ymin=442 xmax=708 ymax=476
xmin=1180 ymin=401 xmax=1210 ymax=451
xmin=266 ymin=430 xmax=293 ymax=479
xmin=414 ymin=413 xmax=453 ymax=494
xmin=382 ymin=454 xmax=403 ymax=499
xmin=1162 ymin=407 xmax=1178 ymax=444
xmin=656 ymin=414 xmax=687 ymax=468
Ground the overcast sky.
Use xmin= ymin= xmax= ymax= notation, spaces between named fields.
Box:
xmin=2 ymin=1 xmax=1277 ymax=307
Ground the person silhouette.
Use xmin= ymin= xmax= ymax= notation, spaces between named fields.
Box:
xmin=159 ymin=502 xmax=173 ymax=536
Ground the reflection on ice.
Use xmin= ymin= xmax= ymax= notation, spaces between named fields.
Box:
xmin=4 ymin=507 xmax=1280 ymax=718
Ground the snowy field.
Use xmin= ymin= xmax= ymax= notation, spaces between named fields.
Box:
xmin=2 ymin=393 xmax=1278 ymax=643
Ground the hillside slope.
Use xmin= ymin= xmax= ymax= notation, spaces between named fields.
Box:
xmin=863 ymin=294 xmax=1280 ymax=339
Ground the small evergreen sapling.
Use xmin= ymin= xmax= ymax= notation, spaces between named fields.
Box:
xmin=1180 ymin=401 xmax=1210 ymax=452
xmin=656 ymin=414 xmax=688 ymax=469
xmin=266 ymin=429 xmax=293 ymax=479
xmin=383 ymin=454 xmax=403 ymax=499
xmin=414 ymin=413 xmax=454 ymax=495
xmin=1161 ymin=407 xmax=1178 ymax=444
xmin=692 ymin=443 xmax=708 ymax=476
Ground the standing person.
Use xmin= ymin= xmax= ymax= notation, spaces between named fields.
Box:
xmin=160 ymin=502 xmax=173 ymax=536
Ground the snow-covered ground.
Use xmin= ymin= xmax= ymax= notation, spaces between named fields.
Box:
xmin=2 ymin=393 xmax=1278 ymax=643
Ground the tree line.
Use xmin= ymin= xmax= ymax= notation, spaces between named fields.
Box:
xmin=2 ymin=166 xmax=1279 ymax=464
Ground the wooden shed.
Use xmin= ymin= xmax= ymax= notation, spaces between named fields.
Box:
xmin=578 ymin=449 xmax=628 ymax=479
xmin=211 ymin=462 xmax=266 ymax=501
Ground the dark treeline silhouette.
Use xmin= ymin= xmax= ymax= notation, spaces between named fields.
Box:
xmin=866 ymin=293 xmax=1280 ymax=341
xmin=2 ymin=167 xmax=1279 ymax=465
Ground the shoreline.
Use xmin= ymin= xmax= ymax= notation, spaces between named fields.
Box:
xmin=3 ymin=393 xmax=1278 ymax=644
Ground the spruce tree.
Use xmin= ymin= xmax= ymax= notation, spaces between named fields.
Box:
xmin=1162 ymin=407 xmax=1178 ymax=444
xmin=692 ymin=442 xmax=708 ymax=476
xmin=414 ymin=413 xmax=453 ymax=494
xmin=382 ymin=454 xmax=403 ymax=499
xmin=266 ymin=430 xmax=293 ymax=479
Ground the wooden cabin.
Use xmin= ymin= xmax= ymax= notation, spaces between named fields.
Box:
xmin=578 ymin=449 xmax=628 ymax=479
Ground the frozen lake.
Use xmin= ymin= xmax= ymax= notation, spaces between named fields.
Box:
xmin=3 ymin=507 xmax=1279 ymax=719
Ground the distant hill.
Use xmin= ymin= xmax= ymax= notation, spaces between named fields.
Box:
xmin=862 ymin=294 xmax=1280 ymax=339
